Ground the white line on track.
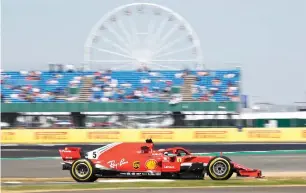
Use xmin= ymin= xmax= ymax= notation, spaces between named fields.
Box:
xmin=1 ymin=149 xmax=49 ymax=152
xmin=1 ymin=144 xmax=19 ymax=146
xmin=97 ymin=179 xmax=175 ymax=183
xmin=1 ymin=179 xmax=175 ymax=185
xmin=3 ymin=184 xmax=306 ymax=193
xmin=3 ymin=181 xmax=22 ymax=184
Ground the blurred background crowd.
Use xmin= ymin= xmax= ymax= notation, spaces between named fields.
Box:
xmin=0 ymin=64 xmax=240 ymax=103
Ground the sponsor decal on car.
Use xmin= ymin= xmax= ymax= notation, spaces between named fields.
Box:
xmin=107 ymin=158 xmax=128 ymax=169
xmin=133 ymin=161 xmax=140 ymax=169
xmin=152 ymin=153 xmax=163 ymax=156
xmin=163 ymin=166 xmax=175 ymax=169
xmin=119 ymin=172 xmax=161 ymax=176
xmin=145 ymin=159 xmax=157 ymax=170
xmin=59 ymin=149 xmax=71 ymax=153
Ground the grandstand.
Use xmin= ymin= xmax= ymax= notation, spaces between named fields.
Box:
xmin=1 ymin=69 xmax=240 ymax=103
xmin=0 ymin=67 xmax=242 ymax=127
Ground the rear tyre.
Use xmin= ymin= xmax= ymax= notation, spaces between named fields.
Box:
xmin=207 ymin=156 xmax=233 ymax=180
xmin=70 ymin=159 xmax=98 ymax=182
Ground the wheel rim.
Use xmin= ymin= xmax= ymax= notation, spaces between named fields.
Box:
xmin=212 ymin=161 xmax=228 ymax=176
xmin=74 ymin=163 xmax=90 ymax=177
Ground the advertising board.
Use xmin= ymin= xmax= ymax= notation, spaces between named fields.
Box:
xmin=1 ymin=128 xmax=306 ymax=144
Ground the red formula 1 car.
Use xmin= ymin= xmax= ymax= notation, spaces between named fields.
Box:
xmin=59 ymin=139 xmax=262 ymax=182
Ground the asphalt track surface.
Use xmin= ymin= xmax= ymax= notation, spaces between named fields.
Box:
xmin=1 ymin=143 xmax=306 ymax=178
xmin=10 ymin=186 xmax=306 ymax=193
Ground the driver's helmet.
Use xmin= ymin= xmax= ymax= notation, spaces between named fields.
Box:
xmin=163 ymin=151 xmax=169 ymax=156
xmin=141 ymin=146 xmax=150 ymax=153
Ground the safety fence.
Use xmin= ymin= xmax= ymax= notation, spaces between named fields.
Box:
xmin=1 ymin=102 xmax=238 ymax=112
xmin=1 ymin=128 xmax=306 ymax=144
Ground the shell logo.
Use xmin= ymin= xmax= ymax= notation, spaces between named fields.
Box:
xmin=145 ymin=159 xmax=157 ymax=170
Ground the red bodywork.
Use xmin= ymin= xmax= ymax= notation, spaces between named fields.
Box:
xmin=59 ymin=142 xmax=262 ymax=179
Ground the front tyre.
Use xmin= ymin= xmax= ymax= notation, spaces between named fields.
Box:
xmin=207 ymin=156 xmax=233 ymax=180
xmin=70 ymin=159 xmax=98 ymax=182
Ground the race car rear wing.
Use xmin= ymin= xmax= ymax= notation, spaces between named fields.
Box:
xmin=59 ymin=147 xmax=84 ymax=162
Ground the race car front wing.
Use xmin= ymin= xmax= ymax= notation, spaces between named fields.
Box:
xmin=233 ymin=162 xmax=263 ymax=178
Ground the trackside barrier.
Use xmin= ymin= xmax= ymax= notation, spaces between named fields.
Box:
xmin=1 ymin=128 xmax=306 ymax=144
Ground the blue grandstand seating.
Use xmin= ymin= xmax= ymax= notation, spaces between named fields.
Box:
xmin=1 ymin=70 xmax=240 ymax=103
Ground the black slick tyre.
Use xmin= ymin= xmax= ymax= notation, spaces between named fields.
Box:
xmin=207 ymin=156 xmax=234 ymax=180
xmin=70 ymin=159 xmax=98 ymax=182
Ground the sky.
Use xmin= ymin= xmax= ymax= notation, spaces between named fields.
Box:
xmin=1 ymin=0 xmax=306 ymax=105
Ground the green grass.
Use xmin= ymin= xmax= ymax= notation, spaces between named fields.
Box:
xmin=2 ymin=178 xmax=306 ymax=192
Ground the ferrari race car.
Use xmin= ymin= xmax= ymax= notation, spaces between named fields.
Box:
xmin=59 ymin=139 xmax=262 ymax=182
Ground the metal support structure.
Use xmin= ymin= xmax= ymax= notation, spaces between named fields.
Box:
xmin=83 ymin=2 xmax=204 ymax=71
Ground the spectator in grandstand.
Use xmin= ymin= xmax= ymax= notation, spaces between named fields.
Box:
xmin=69 ymin=76 xmax=81 ymax=86
xmin=1 ymin=72 xmax=10 ymax=84
xmin=1 ymin=93 xmax=4 ymax=102
xmin=169 ymin=94 xmax=182 ymax=104
xmin=47 ymin=78 xmax=59 ymax=85
xmin=225 ymin=82 xmax=238 ymax=95
xmin=221 ymin=82 xmax=238 ymax=101
xmin=26 ymin=71 xmax=41 ymax=80
xmin=230 ymin=96 xmax=240 ymax=102
xmin=25 ymin=94 xmax=34 ymax=102
xmin=212 ymin=78 xmax=221 ymax=86
xmin=66 ymin=64 xmax=75 ymax=73
xmin=223 ymin=72 xmax=236 ymax=79
xmin=137 ymin=63 xmax=150 ymax=72
xmin=175 ymin=72 xmax=184 ymax=79
xmin=197 ymin=71 xmax=209 ymax=76
xmin=94 ymin=71 xmax=102 ymax=78
xmin=199 ymin=94 xmax=210 ymax=101
xmin=91 ymin=84 xmax=101 ymax=92
xmin=131 ymin=89 xmax=142 ymax=100
xmin=163 ymin=84 xmax=171 ymax=94
xmin=46 ymin=74 xmax=62 ymax=85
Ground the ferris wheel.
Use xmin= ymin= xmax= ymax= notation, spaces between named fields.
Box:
xmin=84 ymin=3 xmax=204 ymax=70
